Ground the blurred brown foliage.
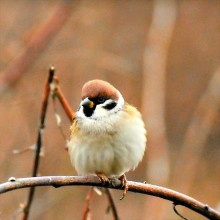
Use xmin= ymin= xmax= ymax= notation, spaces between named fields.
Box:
xmin=0 ymin=0 xmax=220 ymax=219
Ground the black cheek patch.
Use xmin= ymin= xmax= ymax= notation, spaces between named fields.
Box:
xmin=103 ymin=101 xmax=117 ymax=110
xmin=83 ymin=106 xmax=96 ymax=117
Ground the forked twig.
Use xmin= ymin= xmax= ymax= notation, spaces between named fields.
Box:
xmin=51 ymin=76 xmax=75 ymax=121
xmin=21 ymin=67 xmax=55 ymax=220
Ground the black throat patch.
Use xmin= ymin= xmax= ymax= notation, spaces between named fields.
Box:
xmin=83 ymin=106 xmax=96 ymax=117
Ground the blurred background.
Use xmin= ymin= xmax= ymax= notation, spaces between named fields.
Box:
xmin=0 ymin=0 xmax=220 ymax=219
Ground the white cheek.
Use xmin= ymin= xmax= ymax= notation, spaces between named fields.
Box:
xmin=92 ymin=105 xmax=107 ymax=118
xmin=76 ymin=106 xmax=85 ymax=118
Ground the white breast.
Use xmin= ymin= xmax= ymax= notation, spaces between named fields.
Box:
xmin=68 ymin=106 xmax=146 ymax=177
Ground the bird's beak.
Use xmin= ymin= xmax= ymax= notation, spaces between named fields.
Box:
xmin=81 ymin=97 xmax=95 ymax=108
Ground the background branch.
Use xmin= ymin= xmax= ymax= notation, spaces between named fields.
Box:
xmin=0 ymin=0 xmax=74 ymax=96
xmin=21 ymin=67 xmax=55 ymax=220
xmin=171 ymin=67 xmax=220 ymax=192
xmin=82 ymin=187 xmax=93 ymax=220
xmin=105 ymin=189 xmax=119 ymax=220
xmin=52 ymin=76 xmax=75 ymax=121
xmin=142 ymin=0 xmax=177 ymax=218
xmin=1 ymin=176 xmax=220 ymax=220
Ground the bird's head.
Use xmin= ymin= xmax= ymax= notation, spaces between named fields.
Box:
xmin=76 ymin=80 xmax=124 ymax=120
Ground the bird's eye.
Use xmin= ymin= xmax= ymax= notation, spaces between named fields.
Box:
xmin=97 ymin=97 xmax=106 ymax=104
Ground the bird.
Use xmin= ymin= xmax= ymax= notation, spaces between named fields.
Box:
xmin=68 ymin=79 xmax=146 ymax=199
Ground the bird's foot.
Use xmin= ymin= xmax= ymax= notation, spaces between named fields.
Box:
xmin=119 ymin=174 xmax=128 ymax=200
xmin=96 ymin=172 xmax=110 ymax=185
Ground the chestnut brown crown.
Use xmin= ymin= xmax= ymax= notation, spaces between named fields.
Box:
xmin=81 ymin=80 xmax=119 ymax=101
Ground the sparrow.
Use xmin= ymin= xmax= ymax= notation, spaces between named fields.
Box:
xmin=68 ymin=79 xmax=146 ymax=199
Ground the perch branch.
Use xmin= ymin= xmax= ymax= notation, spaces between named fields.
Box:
xmin=1 ymin=176 xmax=220 ymax=220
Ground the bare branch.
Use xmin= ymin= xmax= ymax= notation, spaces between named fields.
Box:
xmin=1 ymin=176 xmax=220 ymax=220
xmin=105 ymin=189 xmax=119 ymax=220
xmin=51 ymin=75 xmax=75 ymax=121
xmin=21 ymin=67 xmax=55 ymax=220
xmin=82 ymin=187 xmax=93 ymax=220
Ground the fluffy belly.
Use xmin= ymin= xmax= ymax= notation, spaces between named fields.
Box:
xmin=69 ymin=136 xmax=123 ymax=176
xmin=68 ymin=109 xmax=146 ymax=177
xmin=73 ymin=144 xmax=115 ymax=176
xmin=68 ymin=130 xmax=145 ymax=177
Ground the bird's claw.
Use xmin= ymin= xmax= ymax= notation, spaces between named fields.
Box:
xmin=96 ymin=173 xmax=128 ymax=200
xmin=96 ymin=173 xmax=110 ymax=185
xmin=119 ymin=174 xmax=128 ymax=200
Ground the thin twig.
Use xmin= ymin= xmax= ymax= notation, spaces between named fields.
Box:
xmin=173 ymin=203 xmax=188 ymax=220
xmin=51 ymin=76 xmax=75 ymax=121
xmin=52 ymin=97 xmax=69 ymax=147
xmin=105 ymin=189 xmax=119 ymax=220
xmin=82 ymin=187 xmax=94 ymax=220
xmin=1 ymin=176 xmax=220 ymax=220
xmin=21 ymin=67 xmax=55 ymax=220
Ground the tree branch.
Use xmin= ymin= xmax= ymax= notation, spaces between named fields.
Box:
xmin=105 ymin=189 xmax=119 ymax=220
xmin=82 ymin=187 xmax=93 ymax=220
xmin=21 ymin=67 xmax=55 ymax=220
xmin=51 ymin=75 xmax=75 ymax=121
xmin=1 ymin=176 xmax=220 ymax=220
